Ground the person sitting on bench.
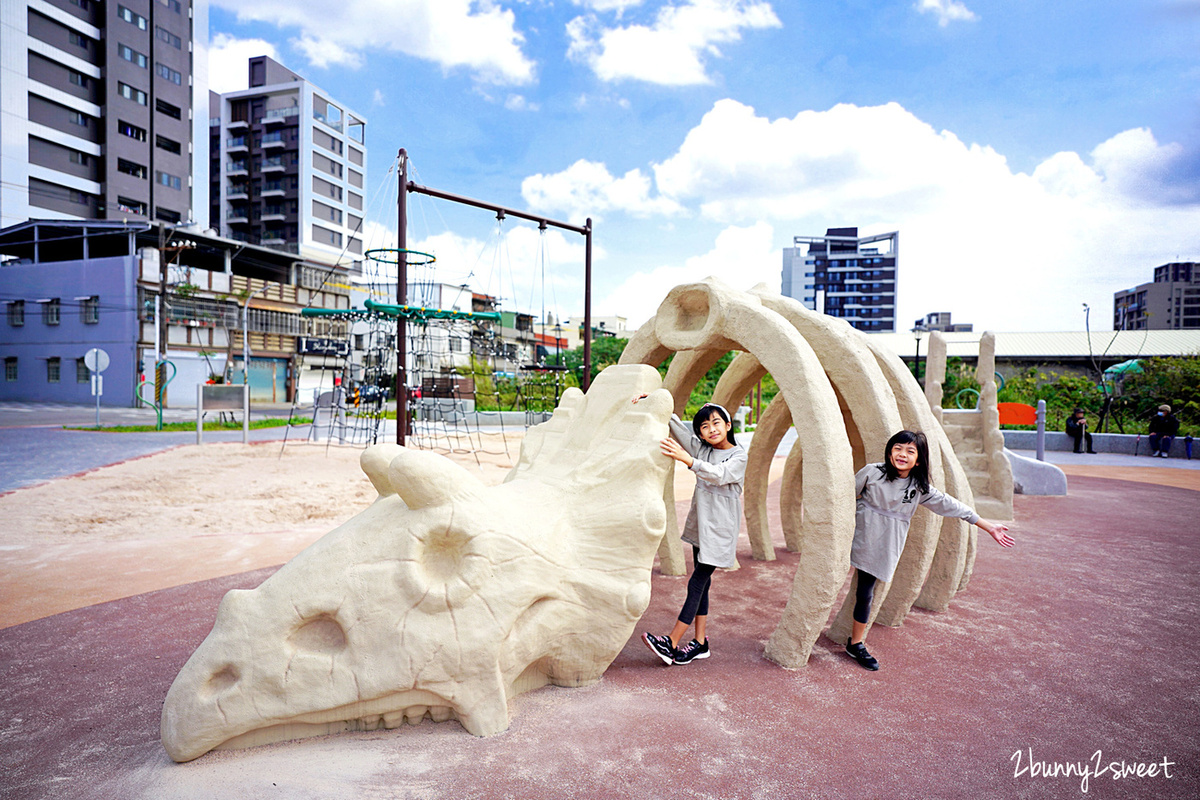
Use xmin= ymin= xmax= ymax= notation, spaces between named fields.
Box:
xmin=1149 ymin=405 xmax=1180 ymax=458
xmin=1065 ymin=408 xmax=1096 ymax=454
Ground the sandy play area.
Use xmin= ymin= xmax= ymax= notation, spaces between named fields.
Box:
xmin=0 ymin=434 xmax=717 ymax=629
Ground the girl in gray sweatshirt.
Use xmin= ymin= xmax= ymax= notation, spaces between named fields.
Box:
xmin=846 ymin=430 xmax=1014 ymax=671
xmin=637 ymin=401 xmax=747 ymax=667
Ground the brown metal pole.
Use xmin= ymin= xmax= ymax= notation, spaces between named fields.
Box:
xmin=396 ymin=149 xmax=408 ymax=445
xmin=583 ymin=218 xmax=592 ymax=392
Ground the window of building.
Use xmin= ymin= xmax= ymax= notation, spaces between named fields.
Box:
xmin=155 ymin=26 xmax=182 ymax=48
xmin=155 ymin=98 xmax=182 ymax=119
xmin=76 ymin=358 xmax=90 ymax=382
xmin=69 ymin=31 xmax=89 ymax=49
xmin=4 ymin=357 xmax=16 ymax=382
xmin=157 ymin=0 xmax=181 ymax=12
xmin=117 ymin=158 xmax=148 ymax=179
xmin=41 ymin=298 xmax=61 ymax=326
xmin=118 ymin=120 xmax=147 ymax=141
xmin=69 ymin=150 xmax=90 ymax=166
xmin=68 ymin=0 xmax=90 ymax=8
xmin=47 ymin=357 xmax=61 ymax=383
xmin=156 ymin=63 xmax=182 ymax=85
xmin=7 ymin=300 xmax=24 ymax=327
xmin=155 ymin=135 xmax=181 ymax=154
xmin=156 ymin=171 xmax=182 ymax=190
xmin=156 ymin=207 xmax=181 ymax=223
xmin=68 ymin=70 xmax=89 ymax=88
xmin=118 ymin=5 xmax=147 ymax=28
xmin=116 ymin=196 xmax=147 ymax=215
xmin=118 ymin=82 xmax=148 ymax=105
xmin=68 ymin=111 xmax=89 ymax=128
xmin=118 ymin=44 xmax=147 ymax=68
xmin=80 ymin=295 xmax=99 ymax=324
xmin=312 ymin=224 xmax=342 ymax=247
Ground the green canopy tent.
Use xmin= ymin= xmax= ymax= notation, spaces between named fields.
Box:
xmin=1104 ymin=359 xmax=1143 ymax=376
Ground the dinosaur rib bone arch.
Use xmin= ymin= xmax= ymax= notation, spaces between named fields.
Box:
xmin=618 ymin=278 xmax=978 ymax=668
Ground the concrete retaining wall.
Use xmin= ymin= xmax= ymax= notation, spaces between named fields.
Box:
xmin=1003 ymin=430 xmax=1195 ymax=458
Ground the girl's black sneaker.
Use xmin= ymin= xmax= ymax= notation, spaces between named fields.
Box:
xmin=673 ymin=638 xmax=710 ymax=664
xmin=846 ymin=639 xmax=880 ymax=671
xmin=643 ymin=632 xmax=677 ymax=665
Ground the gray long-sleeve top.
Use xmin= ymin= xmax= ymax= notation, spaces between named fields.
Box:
xmin=851 ymin=463 xmax=980 ymax=583
xmin=669 ymin=415 xmax=747 ymax=569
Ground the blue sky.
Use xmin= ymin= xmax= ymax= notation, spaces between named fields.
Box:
xmin=206 ymin=0 xmax=1200 ymax=332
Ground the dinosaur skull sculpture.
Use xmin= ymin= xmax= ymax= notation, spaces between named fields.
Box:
xmin=161 ymin=365 xmax=673 ymax=762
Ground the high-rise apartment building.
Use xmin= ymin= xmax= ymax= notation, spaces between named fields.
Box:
xmin=1113 ymin=262 xmax=1200 ymax=330
xmin=0 ymin=0 xmax=208 ymax=228
xmin=209 ymin=56 xmax=366 ymax=261
xmin=781 ymin=227 xmax=898 ymax=332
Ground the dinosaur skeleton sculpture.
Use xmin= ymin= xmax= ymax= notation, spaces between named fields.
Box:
xmin=618 ymin=278 xmax=980 ymax=667
xmin=163 ymin=279 xmax=996 ymax=761
xmin=162 ymin=365 xmax=674 ymax=762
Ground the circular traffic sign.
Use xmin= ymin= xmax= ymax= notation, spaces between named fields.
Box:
xmin=84 ymin=347 xmax=110 ymax=373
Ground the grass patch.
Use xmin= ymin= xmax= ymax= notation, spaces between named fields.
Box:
xmin=66 ymin=417 xmax=311 ymax=433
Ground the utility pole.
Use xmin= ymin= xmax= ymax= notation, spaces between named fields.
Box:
xmin=396 ymin=149 xmax=409 ymax=445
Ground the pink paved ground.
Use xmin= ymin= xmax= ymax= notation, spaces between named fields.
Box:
xmin=1 ymin=474 xmax=1197 ymax=799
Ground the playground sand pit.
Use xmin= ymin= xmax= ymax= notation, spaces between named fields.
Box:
xmin=0 ymin=437 xmax=528 ymax=628
xmin=0 ymin=434 xmax=720 ymax=629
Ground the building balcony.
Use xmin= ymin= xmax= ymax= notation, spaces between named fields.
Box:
xmin=226 ymin=138 xmax=248 ymax=152
xmin=226 ymin=188 xmax=249 ymax=200
xmin=261 ymin=187 xmax=286 ymax=197
xmin=261 ymin=157 xmax=286 ymax=173
xmin=226 ymin=163 xmax=248 ymax=176
xmin=262 ymin=134 xmax=287 ymax=149
xmin=261 ymin=213 xmax=286 ymax=222
xmin=263 ymin=107 xmax=299 ymax=124
xmin=226 ymin=119 xmax=249 ymax=130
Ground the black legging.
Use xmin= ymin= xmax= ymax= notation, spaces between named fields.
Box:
xmin=853 ymin=569 xmax=878 ymax=625
xmin=678 ymin=546 xmax=715 ymax=625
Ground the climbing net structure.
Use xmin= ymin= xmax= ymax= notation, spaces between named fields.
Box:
xmin=282 ymin=248 xmax=573 ymax=463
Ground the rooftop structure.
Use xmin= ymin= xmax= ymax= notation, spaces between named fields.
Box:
xmin=209 ymin=56 xmax=366 ymax=262
xmin=1113 ymin=261 xmax=1200 ymax=330
xmin=782 ymin=227 xmax=898 ymax=332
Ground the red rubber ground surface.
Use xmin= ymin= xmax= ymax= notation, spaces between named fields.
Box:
xmin=1 ymin=474 xmax=1196 ymax=799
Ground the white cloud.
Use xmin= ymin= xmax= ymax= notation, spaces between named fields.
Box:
xmin=532 ymin=99 xmax=1200 ymax=331
xmin=915 ymin=0 xmax=978 ymax=27
xmin=566 ymin=0 xmax=781 ymax=85
xmin=208 ymin=34 xmax=280 ymax=94
xmin=598 ymin=222 xmax=777 ymax=325
xmin=522 ymin=159 xmax=686 ymax=221
xmin=572 ymin=0 xmax=646 ymax=14
xmin=293 ymin=35 xmax=363 ymax=69
xmin=212 ymin=0 xmax=535 ymax=85
xmin=504 ymin=94 xmax=540 ymax=111
xmin=372 ymin=89 xmax=386 ymax=106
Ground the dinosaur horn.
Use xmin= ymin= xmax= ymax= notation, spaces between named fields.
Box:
xmin=387 ymin=446 xmax=484 ymax=508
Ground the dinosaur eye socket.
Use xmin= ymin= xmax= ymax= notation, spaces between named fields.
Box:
xmin=288 ymin=615 xmax=347 ymax=654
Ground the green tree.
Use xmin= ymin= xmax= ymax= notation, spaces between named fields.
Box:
xmin=1119 ymin=355 xmax=1200 ymax=435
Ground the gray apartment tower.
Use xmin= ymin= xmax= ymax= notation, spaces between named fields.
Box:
xmin=0 ymin=0 xmax=209 ymax=228
xmin=209 ymin=56 xmax=366 ymax=262
xmin=781 ymin=227 xmax=899 ymax=332
xmin=1113 ymin=261 xmax=1200 ymax=330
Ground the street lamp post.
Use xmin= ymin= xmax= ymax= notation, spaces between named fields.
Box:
xmin=911 ymin=323 xmax=927 ymax=387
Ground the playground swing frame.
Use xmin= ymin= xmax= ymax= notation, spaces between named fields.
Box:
xmin=393 ymin=147 xmax=594 ymax=446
